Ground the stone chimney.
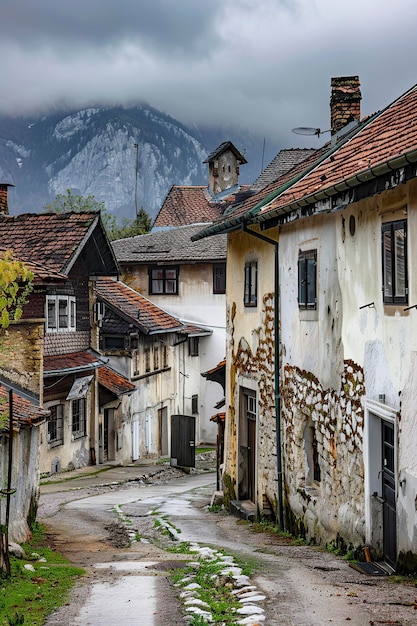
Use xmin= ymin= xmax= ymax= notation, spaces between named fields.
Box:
xmin=330 ymin=76 xmax=361 ymax=135
xmin=0 ymin=184 xmax=12 ymax=215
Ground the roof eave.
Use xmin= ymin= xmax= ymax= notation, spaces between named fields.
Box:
xmin=258 ymin=147 xmax=417 ymax=223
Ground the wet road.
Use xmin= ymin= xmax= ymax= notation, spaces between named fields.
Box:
xmin=40 ymin=469 xmax=417 ymax=626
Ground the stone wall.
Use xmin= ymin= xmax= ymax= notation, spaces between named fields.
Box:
xmin=0 ymin=321 xmax=43 ymax=396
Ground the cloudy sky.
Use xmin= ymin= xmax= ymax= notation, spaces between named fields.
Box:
xmin=2 ymin=0 xmax=417 ymax=146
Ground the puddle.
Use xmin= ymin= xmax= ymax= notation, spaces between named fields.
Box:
xmin=74 ymin=575 xmax=158 ymax=625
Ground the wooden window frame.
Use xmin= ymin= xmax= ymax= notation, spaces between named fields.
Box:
xmin=382 ymin=219 xmax=408 ymax=305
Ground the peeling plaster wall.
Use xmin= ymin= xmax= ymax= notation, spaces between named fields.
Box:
xmin=224 ymin=228 xmax=278 ymax=512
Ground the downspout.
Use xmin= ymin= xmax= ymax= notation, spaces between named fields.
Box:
xmin=242 ymin=224 xmax=284 ymax=531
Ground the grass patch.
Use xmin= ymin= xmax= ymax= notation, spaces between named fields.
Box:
xmin=0 ymin=524 xmax=84 ymax=626
xmin=174 ymin=557 xmax=241 ymax=623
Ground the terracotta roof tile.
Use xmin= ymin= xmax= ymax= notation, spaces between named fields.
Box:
xmin=44 ymin=351 xmax=103 ymax=375
xmin=98 ymin=366 xmax=135 ymax=396
xmin=0 ymin=386 xmax=47 ymax=428
xmin=261 ymin=84 xmax=417 ymax=217
xmin=95 ymin=277 xmax=184 ymax=335
xmin=153 ymin=186 xmax=223 ymax=228
xmin=0 ymin=212 xmax=98 ymax=273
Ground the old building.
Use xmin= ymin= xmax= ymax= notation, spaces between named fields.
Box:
xmin=193 ymin=77 xmax=417 ymax=572
xmin=0 ymin=210 xmax=122 ymax=475
xmin=94 ymin=277 xmax=200 ymax=460
xmin=112 ymin=223 xmax=227 ymax=445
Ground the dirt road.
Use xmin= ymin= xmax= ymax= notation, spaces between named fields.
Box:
xmin=38 ymin=463 xmax=417 ymax=625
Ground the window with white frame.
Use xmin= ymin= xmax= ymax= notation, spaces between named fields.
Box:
xmin=46 ymin=295 xmax=76 ymax=332
xmin=48 ymin=404 xmax=64 ymax=446
xmin=72 ymin=398 xmax=86 ymax=439
xmin=298 ymin=250 xmax=317 ymax=310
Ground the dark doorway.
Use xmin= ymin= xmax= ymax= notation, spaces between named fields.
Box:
xmin=171 ymin=414 xmax=195 ymax=468
xmin=158 ymin=407 xmax=168 ymax=457
xmin=382 ymin=420 xmax=397 ymax=568
xmin=238 ymin=388 xmax=257 ymax=503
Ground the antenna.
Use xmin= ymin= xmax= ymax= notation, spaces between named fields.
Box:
xmin=292 ymin=127 xmax=331 ymax=138
xmin=134 ymin=143 xmax=139 ymax=220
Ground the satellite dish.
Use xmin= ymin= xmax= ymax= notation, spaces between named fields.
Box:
xmin=292 ymin=127 xmax=331 ymax=138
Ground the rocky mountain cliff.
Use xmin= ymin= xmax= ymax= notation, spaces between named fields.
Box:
xmin=0 ymin=105 xmax=279 ymax=222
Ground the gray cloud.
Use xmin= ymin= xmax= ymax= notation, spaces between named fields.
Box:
xmin=1 ymin=0 xmax=417 ymax=147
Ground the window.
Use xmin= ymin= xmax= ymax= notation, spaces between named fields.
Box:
xmin=103 ymin=336 xmax=125 ymax=350
xmin=72 ymin=398 xmax=86 ymax=439
xmin=153 ymin=346 xmax=159 ymax=371
xmin=298 ymin=250 xmax=317 ymax=309
xmin=382 ymin=219 xmax=408 ymax=304
xmin=149 ymin=266 xmax=179 ymax=295
xmin=192 ymin=394 xmax=198 ymax=414
xmin=145 ymin=348 xmax=151 ymax=372
xmin=189 ymin=336 xmax=199 ymax=356
xmin=244 ymin=260 xmax=257 ymax=307
xmin=46 ymin=295 xmax=76 ymax=332
xmin=162 ymin=345 xmax=169 ymax=369
xmin=213 ymin=263 xmax=226 ymax=294
xmin=48 ymin=404 xmax=64 ymax=446
xmin=132 ymin=349 xmax=140 ymax=377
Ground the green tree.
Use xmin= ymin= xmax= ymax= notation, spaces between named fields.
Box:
xmin=45 ymin=189 xmax=151 ymax=241
xmin=0 ymin=251 xmax=34 ymax=578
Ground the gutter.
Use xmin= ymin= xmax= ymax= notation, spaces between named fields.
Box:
xmin=242 ymin=224 xmax=284 ymax=531
xmin=192 ymin=112 xmax=380 ymax=242
xmin=257 ymin=147 xmax=417 ymax=223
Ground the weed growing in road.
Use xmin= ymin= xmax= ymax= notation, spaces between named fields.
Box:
xmin=168 ymin=541 xmax=191 ymax=553
xmin=0 ymin=524 xmax=84 ymax=626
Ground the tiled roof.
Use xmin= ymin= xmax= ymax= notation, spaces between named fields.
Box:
xmin=0 ymin=212 xmax=99 ymax=273
xmin=0 ymin=249 xmax=68 ymax=283
xmin=0 ymin=386 xmax=48 ymax=429
xmin=98 ymin=366 xmax=135 ymax=396
xmin=192 ymin=146 xmax=330 ymax=240
xmin=153 ymin=186 xmax=223 ymax=228
xmin=251 ymin=149 xmax=317 ymax=192
xmin=203 ymin=142 xmax=247 ymax=164
xmin=261 ymin=84 xmax=417 ymax=219
xmin=95 ymin=277 xmax=184 ymax=335
xmin=210 ymin=411 xmax=226 ymax=423
xmin=112 ymin=223 xmax=227 ymax=263
xmin=178 ymin=323 xmax=213 ymax=337
xmin=44 ymin=351 xmax=104 ymax=376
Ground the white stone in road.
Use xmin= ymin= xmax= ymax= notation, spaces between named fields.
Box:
xmin=184 ymin=598 xmax=210 ymax=608
xmin=237 ymin=605 xmax=265 ymax=615
xmin=239 ymin=594 xmax=266 ymax=602
xmin=237 ymin=616 xmax=266 ymax=624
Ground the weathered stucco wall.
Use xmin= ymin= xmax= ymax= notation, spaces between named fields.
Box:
xmin=224 ymin=228 xmax=278 ymax=513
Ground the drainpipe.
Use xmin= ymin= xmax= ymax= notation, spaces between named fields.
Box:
xmin=242 ymin=224 xmax=284 ymax=531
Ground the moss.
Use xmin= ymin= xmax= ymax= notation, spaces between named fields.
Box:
xmin=222 ymin=472 xmax=236 ymax=510
xmin=397 ymin=550 xmax=417 ymax=575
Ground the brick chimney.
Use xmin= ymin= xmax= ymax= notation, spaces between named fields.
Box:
xmin=0 ymin=184 xmax=12 ymax=215
xmin=330 ymin=76 xmax=361 ymax=135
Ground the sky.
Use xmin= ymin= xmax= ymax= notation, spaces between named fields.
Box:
xmin=2 ymin=0 xmax=417 ymax=147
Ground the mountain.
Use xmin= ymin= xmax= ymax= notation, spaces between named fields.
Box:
xmin=0 ymin=105 xmax=280 ymax=222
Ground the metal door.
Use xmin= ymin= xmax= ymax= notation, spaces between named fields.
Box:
xmin=382 ymin=421 xmax=397 ymax=568
xmin=247 ymin=413 xmax=256 ymax=502
xmin=171 ymin=414 xmax=195 ymax=468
